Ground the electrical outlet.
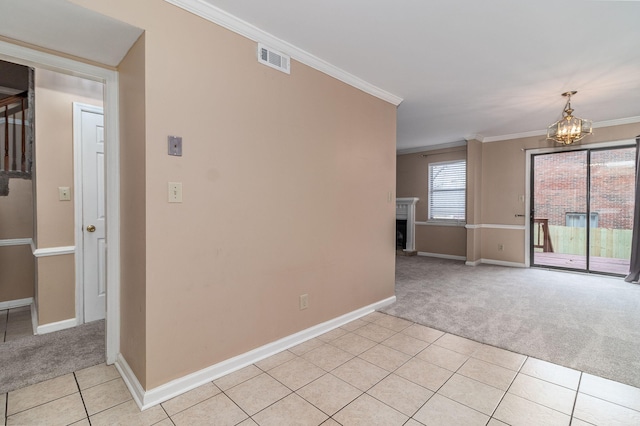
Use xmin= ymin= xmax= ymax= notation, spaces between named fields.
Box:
xmin=498 ymin=243 xmax=504 ymax=252
xmin=299 ymin=294 xmax=309 ymax=310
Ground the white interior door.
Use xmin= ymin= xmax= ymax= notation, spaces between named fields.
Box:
xmin=80 ymin=106 xmax=105 ymax=322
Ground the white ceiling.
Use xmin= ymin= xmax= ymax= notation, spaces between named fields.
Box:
xmin=200 ymin=0 xmax=640 ymax=151
xmin=0 ymin=0 xmax=142 ymax=67
xmin=1 ymin=1 xmax=638 ymax=151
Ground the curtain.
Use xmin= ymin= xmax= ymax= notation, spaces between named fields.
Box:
xmin=625 ymin=135 xmax=640 ymax=283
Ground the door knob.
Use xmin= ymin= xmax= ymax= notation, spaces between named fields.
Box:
xmin=87 ymin=225 xmax=96 ymax=232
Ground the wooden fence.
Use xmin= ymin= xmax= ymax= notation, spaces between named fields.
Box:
xmin=534 ymin=225 xmax=632 ymax=259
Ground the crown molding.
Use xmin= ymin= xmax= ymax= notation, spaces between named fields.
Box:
xmin=164 ymin=0 xmax=403 ymax=106
xmin=481 ymin=129 xmax=547 ymax=143
xmin=592 ymin=116 xmax=640 ymax=129
xmin=396 ymin=139 xmax=467 ymax=155
xmin=479 ymin=116 xmax=640 ymax=143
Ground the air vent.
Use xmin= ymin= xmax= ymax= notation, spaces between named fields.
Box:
xmin=257 ymin=43 xmax=290 ymax=74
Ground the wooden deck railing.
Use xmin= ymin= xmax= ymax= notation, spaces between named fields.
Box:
xmin=1 ymin=92 xmax=30 ymax=174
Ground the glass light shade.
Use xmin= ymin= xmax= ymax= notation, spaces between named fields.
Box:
xmin=547 ymin=115 xmax=593 ymax=145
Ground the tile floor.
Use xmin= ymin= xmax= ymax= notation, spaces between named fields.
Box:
xmin=3 ymin=312 xmax=640 ymax=425
xmin=0 ymin=305 xmax=33 ymax=343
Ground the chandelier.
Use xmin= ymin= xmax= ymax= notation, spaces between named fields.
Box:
xmin=547 ymin=91 xmax=592 ymax=145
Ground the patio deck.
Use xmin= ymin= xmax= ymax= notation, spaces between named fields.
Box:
xmin=534 ymin=252 xmax=630 ymax=275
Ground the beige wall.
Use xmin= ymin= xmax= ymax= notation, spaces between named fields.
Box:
xmin=0 ymin=178 xmax=34 ymax=303
xmin=118 ymin=33 xmax=147 ymax=386
xmin=479 ymin=123 xmax=640 ymax=264
xmin=35 ymin=254 xmax=75 ymax=324
xmin=399 ymin=124 xmax=640 ymax=265
xmin=397 ymin=147 xmax=467 ymax=257
xmin=34 ymin=68 xmax=103 ymax=324
xmin=0 ymin=245 xmax=34 ymax=302
xmin=69 ymin=0 xmax=397 ymax=389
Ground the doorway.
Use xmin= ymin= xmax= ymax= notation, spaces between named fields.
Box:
xmin=0 ymin=39 xmax=121 ymax=364
xmin=531 ymin=144 xmax=636 ymax=275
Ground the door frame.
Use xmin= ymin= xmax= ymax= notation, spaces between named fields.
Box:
xmin=524 ymin=139 xmax=635 ymax=269
xmin=73 ymin=102 xmax=105 ymax=325
xmin=0 ymin=40 xmax=121 ymax=364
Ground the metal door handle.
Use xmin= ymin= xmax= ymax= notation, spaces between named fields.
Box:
xmin=87 ymin=225 xmax=96 ymax=232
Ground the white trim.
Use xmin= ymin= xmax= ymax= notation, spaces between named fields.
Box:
xmin=73 ymin=103 xmax=105 ymax=327
xmin=36 ymin=318 xmax=77 ymax=335
xmin=478 ymin=259 xmax=526 ymax=268
xmin=105 ymin=69 xmax=121 ymax=366
xmin=30 ymin=302 xmax=38 ymax=335
xmin=164 ymin=0 xmax=402 ymax=106
xmin=464 ymin=224 xmax=526 ymax=230
xmin=465 ymin=260 xmax=481 ymax=266
xmin=482 ymin=129 xmax=546 ymax=143
xmin=396 ymin=140 xmax=467 ymax=155
xmin=0 ymin=38 xmax=121 ymax=365
xmin=416 ymin=221 xmax=466 ymax=228
xmin=417 ymin=252 xmax=466 ymax=261
xmin=32 ymin=246 xmax=75 ymax=257
xmin=0 ymin=297 xmax=33 ymax=310
xmin=115 ymin=354 xmax=145 ymax=410
xmin=396 ymin=197 xmax=419 ymax=252
xmin=0 ymin=238 xmax=32 ymax=247
xmin=120 ymin=296 xmax=396 ymax=410
xmin=593 ymin=116 xmax=640 ymax=129
xmin=478 ymin=117 xmax=640 ymax=143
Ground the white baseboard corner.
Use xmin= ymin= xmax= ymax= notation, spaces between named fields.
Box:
xmin=30 ymin=302 xmax=39 ymax=335
xmin=0 ymin=297 xmax=34 ymax=311
xmin=119 ymin=295 xmax=396 ymax=411
xmin=417 ymin=252 xmax=466 ymax=261
xmin=36 ymin=318 xmax=77 ymax=335
xmin=465 ymin=260 xmax=481 ymax=266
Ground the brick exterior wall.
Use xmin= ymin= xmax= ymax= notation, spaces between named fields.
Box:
xmin=533 ymin=147 xmax=635 ymax=230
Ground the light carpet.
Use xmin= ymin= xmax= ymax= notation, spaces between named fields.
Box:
xmin=0 ymin=320 xmax=105 ymax=394
xmin=381 ymin=255 xmax=640 ymax=388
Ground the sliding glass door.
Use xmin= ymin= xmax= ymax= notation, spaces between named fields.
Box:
xmin=531 ymin=145 xmax=635 ymax=275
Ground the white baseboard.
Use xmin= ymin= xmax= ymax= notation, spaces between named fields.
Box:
xmin=465 ymin=260 xmax=481 ymax=266
xmin=31 ymin=302 xmax=38 ymax=335
xmin=115 ymin=354 xmax=146 ymax=410
xmin=118 ymin=295 xmax=396 ymax=411
xmin=36 ymin=318 xmax=77 ymax=335
xmin=417 ymin=252 xmax=466 ymax=261
xmin=478 ymin=258 xmax=526 ymax=268
xmin=0 ymin=297 xmax=33 ymax=310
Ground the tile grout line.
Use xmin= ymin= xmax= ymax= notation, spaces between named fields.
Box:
xmin=570 ymin=372 xmax=583 ymax=423
xmin=486 ymin=354 xmax=528 ymax=422
xmin=158 ymin=401 xmax=175 ymax=425
xmin=73 ymin=372 xmax=92 ymax=425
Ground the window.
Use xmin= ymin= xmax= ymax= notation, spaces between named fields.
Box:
xmin=428 ymin=160 xmax=466 ymax=222
xmin=565 ymin=212 xmax=599 ymax=228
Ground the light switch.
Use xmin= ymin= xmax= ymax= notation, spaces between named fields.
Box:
xmin=168 ymin=182 xmax=182 ymax=203
xmin=59 ymin=187 xmax=71 ymax=201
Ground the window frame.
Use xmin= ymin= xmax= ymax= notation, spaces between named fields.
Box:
xmin=427 ymin=159 xmax=467 ymax=225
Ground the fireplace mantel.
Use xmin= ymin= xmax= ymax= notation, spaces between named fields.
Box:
xmin=396 ymin=197 xmax=419 ymax=252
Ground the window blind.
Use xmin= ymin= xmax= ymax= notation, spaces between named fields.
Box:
xmin=429 ymin=160 xmax=466 ymax=221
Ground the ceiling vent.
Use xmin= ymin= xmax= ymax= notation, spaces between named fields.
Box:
xmin=258 ymin=43 xmax=290 ymax=74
